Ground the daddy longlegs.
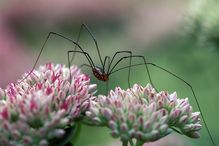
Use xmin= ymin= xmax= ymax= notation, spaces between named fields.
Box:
xmin=20 ymin=24 xmax=215 ymax=146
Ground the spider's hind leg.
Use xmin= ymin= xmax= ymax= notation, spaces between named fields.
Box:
xmin=110 ymin=62 xmax=216 ymax=146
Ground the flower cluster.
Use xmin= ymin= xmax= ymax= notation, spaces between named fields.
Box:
xmin=0 ymin=62 xmax=202 ymax=146
xmin=85 ymin=84 xmax=201 ymax=144
xmin=0 ymin=63 xmax=96 ymax=146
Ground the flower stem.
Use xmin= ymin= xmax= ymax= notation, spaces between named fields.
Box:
xmin=129 ymin=139 xmax=134 ymax=146
xmin=135 ymin=140 xmax=144 ymax=146
xmin=122 ymin=140 xmax=128 ymax=146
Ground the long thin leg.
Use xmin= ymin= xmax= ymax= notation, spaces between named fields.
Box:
xmin=70 ymin=24 xmax=104 ymax=68
xmin=68 ymin=50 xmax=95 ymax=82
xmin=104 ymin=56 xmax=111 ymax=93
xmin=66 ymin=50 xmax=94 ymax=98
xmin=68 ymin=50 xmax=95 ymax=68
xmin=67 ymin=53 xmax=96 ymax=109
xmin=103 ymin=56 xmax=111 ymax=73
xmin=107 ymin=51 xmax=132 ymax=74
xmin=19 ymin=32 xmax=90 ymax=83
xmin=110 ymin=62 xmax=216 ymax=146
xmin=108 ymin=55 xmax=154 ymax=89
xmin=107 ymin=51 xmax=132 ymax=87
xmin=79 ymin=64 xmax=92 ymax=69
xmin=70 ymin=25 xmax=82 ymax=64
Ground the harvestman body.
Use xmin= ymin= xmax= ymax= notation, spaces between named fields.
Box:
xmin=21 ymin=24 xmax=216 ymax=146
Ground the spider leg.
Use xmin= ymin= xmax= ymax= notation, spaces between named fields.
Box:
xmin=68 ymin=50 xmax=95 ymax=81
xmin=110 ymin=62 xmax=216 ymax=146
xmin=67 ymin=51 xmax=96 ymax=106
xmin=19 ymin=32 xmax=90 ymax=83
xmin=108 ymin=55 xmax=154 ymax=89
xmin=79 ymin=64 xmax=92 ymax=69
xmin=103 ymin=56 xmax=111 ymax=73
xmin=103 ymin=56 xmax=111 ymax=93
xmin=68 ymin=50 xmax=95 ymax=68
xmin=107 ymin=51 xmax=132 ymax=88
xmin=70 ymin=24 xmax=104 ymax=68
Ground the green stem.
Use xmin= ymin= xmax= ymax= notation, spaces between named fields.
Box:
xmin=70 ymin=123 xmax=82 ymax=144
xmin=122 ymin=140 xmax=128 ymax=146
xmin=135 ymin=140 xmax=144 ymax=146
xmin=129 ymin=139 xmax=134 ymax=146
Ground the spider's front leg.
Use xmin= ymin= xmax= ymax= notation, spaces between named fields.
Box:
xmin=67 ymin=50 xmax=95 ymax=82
xmin=20 ymin=32 xmax=87 ymax=83
xmin=107 ymin=51 xmax=132 ymax=87
xmin=108 ymin=54 xmax=155 ymax=89
xmin=71 ymin=23 xmax=104 ymax=68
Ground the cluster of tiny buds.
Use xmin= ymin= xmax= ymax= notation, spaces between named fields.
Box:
xmin=0 ymin=63 xmax=96 ymax=146
xmin=0 ymin=63 xmax=201 ymax=146
xmin=85 ymin=84 xmax=201 ymax=144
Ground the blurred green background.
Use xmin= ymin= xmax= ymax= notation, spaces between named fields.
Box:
xmin=0 ymin=0 xmax=218 ymax=146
